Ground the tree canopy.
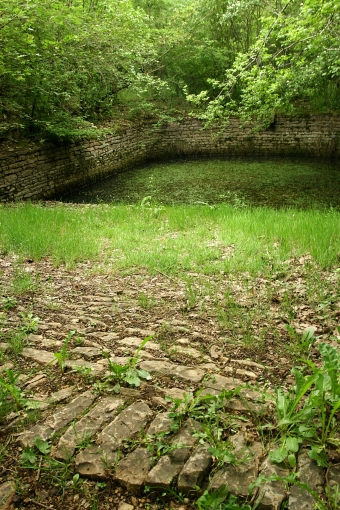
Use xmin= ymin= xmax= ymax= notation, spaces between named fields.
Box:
xmin=0 ymin=0 xmax=339 ymax=140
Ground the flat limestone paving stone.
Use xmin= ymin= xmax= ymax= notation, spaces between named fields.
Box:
xmin=178 ymin=445 xmax=212 ymax=494
xmin=75 ymin=444 xmax=122 ymax=480
xmin=145 ymin=455 xmax=184 ymax=489
xmin=0 ymin=480 xmax=15 ymax=510
xmin=170 ymin=419 xmax=201 ymax=463
xmin=147 ymin=413 xmax=173 ymax=436
xmin=118 ymin=337 xmax=160 ymax=351
xmin=45 ymin=390 xmax=95 ymax=431
xmin=71 ymin=346 xmax=102 ymax=358
xmin=18 ymin=423 xmax=54 ymax=448
xmin=289 ymin=449 xmax=325 ymax=510
xmin=210 ymin=433 xmax=263 ymax=498
xmin=255 ymin=456 xmax=289 ymax=509
xmin=54 ymin=397 xmax=124 ymax=460
xmin=21 ymin=347 xmax=57 ymax=366
xmin=64 ymin=358 xmax=106 ymax=375
xmin=18 ymin=390 xmax=95 ymax=447
xmin=203 ymin=374 xmax=244 ymax=392
xmin=99 ymin=401 xmax=153 ymax=446
xmin=139 ymin=360 xmax=205 ymax=383
xmin=115 ymin=448 xmax=152 ymax=492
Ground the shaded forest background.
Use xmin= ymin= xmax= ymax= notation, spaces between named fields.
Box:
xmin=0 ymin=0 xmax=339 ymax=141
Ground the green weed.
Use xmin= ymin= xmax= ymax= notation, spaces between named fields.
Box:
xmin=103 ymin=336 xmax=152 ymax=391
xmin=54 ymin=330 xmax=75 ymax=374
xmin=1 ymin=296 xmax=17 ymax=311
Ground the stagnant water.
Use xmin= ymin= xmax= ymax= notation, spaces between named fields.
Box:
xmin=62 ymin=157 xmax=340 ymax=209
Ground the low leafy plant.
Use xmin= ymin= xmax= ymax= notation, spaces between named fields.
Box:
xmin=269 ymin=342 xmax=340 ymax=468
xmin=54 ymin=330 xmax=75 ymax=374
xmin=19 ymin=312 xmax=39 ymax=334
xmin=1 ymin=296 xmax=17 ymax=311
xmin=0 ymin=369 xmax=40 ymax=422
xmin=103 ymin=336 xmax=152 ymax=391
xmin=196 ymin=487 xmax=251 ymax=510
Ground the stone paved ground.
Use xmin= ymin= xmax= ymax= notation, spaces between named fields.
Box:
xmin=1 ymin=256 xmax=340 ymax=509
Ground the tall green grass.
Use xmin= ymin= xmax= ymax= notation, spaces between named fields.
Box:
xmin=0 ymin=203 xmax=339 ymax=273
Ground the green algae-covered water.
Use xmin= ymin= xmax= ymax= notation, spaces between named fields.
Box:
xmin=62 ymin=158 xmax=340 ymax=209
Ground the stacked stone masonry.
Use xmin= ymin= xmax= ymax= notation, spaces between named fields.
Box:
xmin=0 ymin=115 xmax=339 ymax=202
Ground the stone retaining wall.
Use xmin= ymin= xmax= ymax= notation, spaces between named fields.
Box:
xmin=0 ymin=115 xmax=339 ymax=201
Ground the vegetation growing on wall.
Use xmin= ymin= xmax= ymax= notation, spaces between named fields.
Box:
xmin=0 ymin=0 xmax=339 ymax=141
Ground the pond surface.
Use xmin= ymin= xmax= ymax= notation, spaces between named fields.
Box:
xmin=62 ymin=158 xmax=340 ymax=209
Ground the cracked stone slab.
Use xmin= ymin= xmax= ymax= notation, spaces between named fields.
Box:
xmin=288 ymin=448 xmax=325 ymax=510
xmin=21 ymin=347 xmax=56 ymax=366
xmin=0 ymin=480 xmax=15 ymax=510
xmin=115 ymin=448 xmax=152 ymax=492
xmin=211 ymin=433 xmax=263 ymax=499
xmin=118 ymin=337 xmax=160 ymax=351
xmin=101 ymin=332 xmax=119 ymax=342
xmin=71 ymin=347 xmax=102 ymax=358
xmin=139 ymin=360 xmax=205 ymax=383
xmin=256 ymin=456 xmax=289 ymax=509
xmin=168 ymin=345 xmax=206 ymax=359
xmin=54 ymin=397 xmax=124 ymax=460
xmin=75 ymin=444 xmax=122 ymax=480
xmin=145 ymin=455 xmax=184 ymax=489
xmin=18 ymin=391 xmax=95 ymax=447
xmin=147 ymin=413 xmax=173 ymax=436
xmin=125 ymin=328 xmax=155 ymax=337
xmin=46 ymin=390 xmax=95 ymax=430
xmin=64 ymin=359 xmax=106 ymax=375
xmin=203 ymin=374 xmax=244 ymax=392
xmin=99 ymin=402 xmax=153 ymax=446
xmin=18 ymin=423 xmax=54 ymax=448
xmin=40 ymin=339 xmax=63 ymax=349
xmin=170 ymin=419 xmax=201 ymax=462
xmin=178 ymin=445 xmax=212 ymax=494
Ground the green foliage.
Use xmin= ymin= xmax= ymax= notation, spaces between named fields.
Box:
xmin=0 ymin=369 xmax=40 ymax=422
xmin=54 ymin=330 xmax=75 ymax=374
xmin=187 ymin=0 xmax=340 ymax=123
xmin=103 ymin=336 xmax=152 ymax=390
xmin=270 ymin=343 xmax=340 ymax=467
xmin=1 ymin=296 xmax=17 ymax=311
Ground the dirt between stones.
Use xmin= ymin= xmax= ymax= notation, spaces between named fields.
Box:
xmin=0 ymin=256 xmax=340 ymax=510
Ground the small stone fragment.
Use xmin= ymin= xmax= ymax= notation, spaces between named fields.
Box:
xmin=119 ymin=337 xmax=160 ymax=351
xmin=21 ymin=347 xmax=56 ymax=366
xmin=115 ymin=448 xmax=152 ymax=492
xmin=0 ymin=480 xmax=15 ymax=510
xmin=118 ymin=503 xmax=134 ymax=510
xmin=178 ymin=445 xmax=212 ymax=494
xmin=256 ymin=456 xmax=289 ymax=509
xmin=210 ymin=345 xmax=223 ymax=359
xmin=24 ymin=374 xmax=47 ymax=390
